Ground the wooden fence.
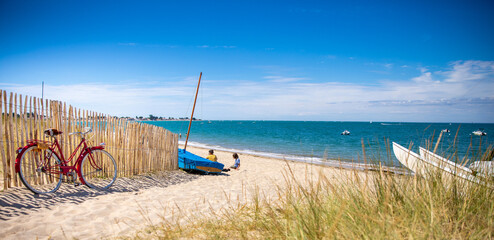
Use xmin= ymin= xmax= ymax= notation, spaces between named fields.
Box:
xmin=0 ymin=90 xmax=179 ymax=191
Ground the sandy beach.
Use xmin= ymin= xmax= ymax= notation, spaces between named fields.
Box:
xmin=0 ymin=146 xmax=360 ymax=239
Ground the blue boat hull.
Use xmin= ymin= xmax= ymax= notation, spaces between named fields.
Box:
xmin=178 ymin=149 xmax=224 ymax=174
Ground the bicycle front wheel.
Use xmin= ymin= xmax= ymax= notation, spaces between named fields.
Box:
xmin=80 ymin=149 xmax=117 ymax=189
xmin=18 ymin=146 xmax=63 ymax=194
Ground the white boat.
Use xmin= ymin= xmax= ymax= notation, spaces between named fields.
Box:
xmin=472 ymin=129 xmax=487 ymax=136
xmin=392 ymin=142 xmax=482 ymax=184
xmin=469 ymin=161 xmax=494 ymax=176
xmin=420 ymin=146 xmax=493 ymax=179
xmin=441 ymin=129 xmax=450 ymax=133
xmin=341 ymin=130 xmax=350 ymax=135
xmin=392 ymin=142 xmax=424 ymax=175
xmin=419 ymin=147 xmax=473 ymax=177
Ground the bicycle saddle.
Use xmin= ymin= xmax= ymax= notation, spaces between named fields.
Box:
xmin=44 ymin=128 xmax=63 ymax=137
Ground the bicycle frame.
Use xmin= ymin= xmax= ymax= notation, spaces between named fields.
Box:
xmin=15 ymin=135 xmax=106 ymax=185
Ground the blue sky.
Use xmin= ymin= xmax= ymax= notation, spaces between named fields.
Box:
xmin=1 ymin=0 xmax=493 ymax=122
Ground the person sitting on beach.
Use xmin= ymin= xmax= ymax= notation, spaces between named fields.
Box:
xmin=230 ymin=153 xmax=240 ymax=170
xmin=206 ymin=149 xmax=218 ymax=162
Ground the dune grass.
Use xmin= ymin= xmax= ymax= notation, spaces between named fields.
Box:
xmin=130 ymin=145 xmax=494 ymax=240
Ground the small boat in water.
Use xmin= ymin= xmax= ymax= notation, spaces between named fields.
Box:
xmin=472 ymin=129 xmax=487 ymax=136
xmin=341 ymin=130 xmax=350 ymax=135
xmin=441 ymin=129 xmax=450 ymax=133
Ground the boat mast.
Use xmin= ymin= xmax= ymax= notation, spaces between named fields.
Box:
xmin=184 ymin=72 xmax=202 ymax=151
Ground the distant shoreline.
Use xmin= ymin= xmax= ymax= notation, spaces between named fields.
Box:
xmin=138 ymin=119 xmax=202 ymax=122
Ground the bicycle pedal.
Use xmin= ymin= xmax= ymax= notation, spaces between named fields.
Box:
xmin=74 ymin=182 xmax=80 ymax=187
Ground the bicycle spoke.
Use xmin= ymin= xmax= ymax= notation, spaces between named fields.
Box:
xmin=18 ymin=146 xmax=63 ymax=194
xmin=80 ymin=149 xmax=117 ymax=189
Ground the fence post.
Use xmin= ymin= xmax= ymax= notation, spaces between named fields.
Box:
xmin=0 ymin=90 xmax=7 ymax=190
xmin=0 ymin=90 xmax=178 ymax=191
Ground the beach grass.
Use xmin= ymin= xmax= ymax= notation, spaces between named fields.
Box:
xmin=128 ymin=147 xmax=494 ymax=240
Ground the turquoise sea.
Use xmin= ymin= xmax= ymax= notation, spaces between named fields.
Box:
xmin=144 ymin=121 xmax=493 ymax=168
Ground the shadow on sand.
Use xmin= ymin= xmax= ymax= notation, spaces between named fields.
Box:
xmin=0 ymin=171 xmax=199 ymax=220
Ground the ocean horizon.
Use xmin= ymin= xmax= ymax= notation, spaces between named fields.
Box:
xmin=144 ymin=120 xmax=493 ymax=169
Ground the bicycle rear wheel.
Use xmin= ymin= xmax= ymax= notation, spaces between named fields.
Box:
xmin=18 ymin=146 xmax=63 ymax=194
xmin=80 ymin=149 xmax=117 ymax=189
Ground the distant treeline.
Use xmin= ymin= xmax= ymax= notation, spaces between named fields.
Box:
xmin=1 ymin=113 xmax=202 ymax=122
xmin=132 ymin=115 xmax=200 ymax=121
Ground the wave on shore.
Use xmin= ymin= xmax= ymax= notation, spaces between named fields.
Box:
xmin=180 ymin=141 xmax=406 ymax=173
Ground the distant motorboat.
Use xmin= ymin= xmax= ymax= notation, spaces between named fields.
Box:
xmin=441 ymin=129 xmax=450 ymax=133
xmin=341 ymin=130 xmax=350 ymax=135
xmin=472 ymin=129 xmax=487 ymax=136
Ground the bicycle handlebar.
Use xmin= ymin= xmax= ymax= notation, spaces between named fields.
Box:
xmin=69 ymin=127 xmax=93 ymax=137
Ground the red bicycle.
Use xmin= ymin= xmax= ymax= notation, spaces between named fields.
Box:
xmin=15 ymin=127 xmax=117 ymax=194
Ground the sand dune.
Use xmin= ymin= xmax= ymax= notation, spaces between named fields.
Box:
xmin=0 ymin=146 xmax=356 ymax=239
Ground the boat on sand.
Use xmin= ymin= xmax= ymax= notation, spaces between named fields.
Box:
xmin=392 ymin=142 xmax=423 ymax=175
xmin=178 ymin=149 xmax=223 ymax=173
xmin=469 ymin=161 xmax=494 ymax=176
xmin=392 ymin=142 xmax=491 ymax=185
xmin=178 ymin=72 xmax=224 ymax=174
xmin=419 ymin=147 xmax=473 ymax=177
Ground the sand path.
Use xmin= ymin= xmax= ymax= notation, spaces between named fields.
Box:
xmin=0 ymin=146 xmax=348 ymax=239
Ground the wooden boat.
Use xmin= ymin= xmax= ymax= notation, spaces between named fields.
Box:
xmin=178 ymin=72 xmax=224 ymax=174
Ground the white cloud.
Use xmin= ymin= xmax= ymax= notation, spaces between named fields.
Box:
xmin=2 ymin=60 xmax=493 ymax=122
xmin=118 ymin=42 xmax=137 ymax=46
xmin=212 ymin=61 xmax=494 ymax=121
xmin=444 ymin=60 xmax=494 ymax=82
xmin=412 ymin=71 xmax=433 ymax=83
xmin=263 ymin=76 xmax=307 ymax=83
xmin=196 ymin=45 xmax=237 ymax=49
xmin=0 ymin=81 xmax=197 ymax=117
